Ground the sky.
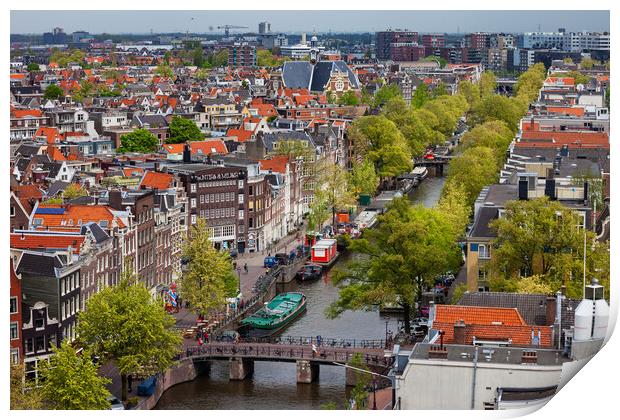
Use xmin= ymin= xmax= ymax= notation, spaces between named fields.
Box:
xmin=10 ymin=10 xmax=610 ymax=35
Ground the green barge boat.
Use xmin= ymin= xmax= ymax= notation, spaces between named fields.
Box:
xmin=240 ymin=292 xmax=306 ymax=334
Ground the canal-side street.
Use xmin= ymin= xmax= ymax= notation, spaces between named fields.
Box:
xmin=154 ymin=176 xmax=446 ymax=410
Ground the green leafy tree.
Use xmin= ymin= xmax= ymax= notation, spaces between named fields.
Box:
xmin=77 ymin=265 xmax=182 ymax=402
xmin=209 ymin=50 xmax=229 ymax=67
xmin=432 ymin=81 xmax=449 ymax=98
xmin=155 ymin=65 xmax=174 ymax=78
xmin=488 ymin=197 xmax=609 ymax=299
xmin=348 ymin=159 xmax=379 ymax=198
xmin=382 ymin=97 xmax=437 ymax=156
xmin=257 ymin=49 xmax=277 ymax=67
xmin=192 ymin=47 xmax=205 ymax=67
xmin=444 ymin=146 xmax=499 ymax=207
xmin=422 ymin=95 xmax=468 ymax=137
xmin=27 ymin=62 xmax=40 ymax=71
xmin=460 ymin=120 xmax=513 ymax=166
xmin=457 ymin=80 xmax=481 ymax=111
xmin=63 ymin=183 xmax=88 ymax=200
xmin=308 ymin=194 xmax=331 ymax=231
xmin=117 ymin=129 xmax=159 ymax=153
xmin=10 ymin=363 xmax=44 ymax=410
xmin=580 ymin=57 xmax=595 ymax=70
xmin=470 ymin=95 xmax=525 ymax=133
xmin=314 ymin=161 xmax=356 ymax=227
xmin=514 ymin=63 xmax=546 ymax=104
xmin=437 ymin=182 xmax=471 ymax=236
xmin=39 ymin=341 xmax=111 ymax=410
xmin=373 ymin=83 xmax=401 ymax=108
xmin=411 ymin=83 xmax=430 ymax=109
xmin=179 ymin=218 xmax=237 ymax=316
xmin=167 ymin=115 xmax=203 ymax=144
xmin=349 ymin=353 xmax=371 ymax=410
xmin=348 ymin=116 xmax=412 ymax=179
xmin=43 ymin=84 xmax=64 ymax=100
xmin=479 ymin=71 xmax=498 ymax=98
xmin=337 ymin=90 xmax=360 ymax=106
xmin=327 ymin=198 xmax=461 ymax=333
xmin=326 ymin=90 xmax=337 ymax=104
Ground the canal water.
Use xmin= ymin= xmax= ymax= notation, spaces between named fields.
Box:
xmin=155 ymin=176 xmax=446 ymax=410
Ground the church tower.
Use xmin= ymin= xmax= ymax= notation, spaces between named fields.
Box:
xmin=309 ymin=33 xmax=320 ymax=64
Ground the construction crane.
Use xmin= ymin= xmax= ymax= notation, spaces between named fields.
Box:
xmin=217 ymin=25 xmax=249 ymax=37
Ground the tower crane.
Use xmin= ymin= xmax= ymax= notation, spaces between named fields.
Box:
xmin=217 ymin=25 xmax=249 ymax=37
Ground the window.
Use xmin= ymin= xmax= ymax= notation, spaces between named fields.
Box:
xmin=10 ymin=323 xmax=19 ymax=340
xmin=35 ymin=336 xmax=45 ymax=352
xmin=249 ymin=186 xmax=253 ymax=196
xmin=238 ymin=210 xmax=244 ymax=220
xmin=191 ymin=184 xmax=197 ymax=193
xmin=25 ymin=338 xmax=33 ymax=354
xmin=35 ymin=318 xmax=44 ymax=330
xmin=238 ymin=194 xmax=244 ymax=204
xmin=478 ymin=244 xmax=490 ymax=259
xmin=10 ymin=297 xmax=18 ymax=314
xmin=10 ymin=206 xmax=15 ymax=217
xmin=191 ymin=214 xmax=197 ymax=224
xmin=249 ymin=218 xmax=254 ymax=228
xmin=10 ymin=348 xmax=19 ymax=365
xmin=238 ymin=180 xmax=244 ymax=188
xmin=191 ymin=198 xmax=196 ymax=208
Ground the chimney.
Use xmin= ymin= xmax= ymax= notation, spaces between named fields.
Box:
xmin=183 ymin=143 xmax=192 ymax=163
xmin=546 ymin=296 xmax=557 ymax=326
xmin=154 ymin=161 xmax=160 ymax=172
xmin=544 ymin=178 xmax=556 ymax=200
xmin=521 ymin=350 xmax=538 ymax=364
xmin=109 ymin=189 xmax=123 ymax=211
xmin=301 ymin=33 xmax=307 ymax=45
xmin=453 ymin=319 xmax=466 ymax=344
xmin=518 ymin=178 xmax=528 ymax=200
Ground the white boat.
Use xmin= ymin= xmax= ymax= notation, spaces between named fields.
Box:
xmin=412 ymin=166 xmax=428 ymax=180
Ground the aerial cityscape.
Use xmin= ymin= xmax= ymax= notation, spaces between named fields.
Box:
xmin=8 ymin=9 xmax=611 ymax=411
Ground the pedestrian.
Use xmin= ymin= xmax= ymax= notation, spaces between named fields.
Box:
xmin=312 ymin=343 xmax=317 ymax=358
xmin=198 ymin=337 xmax=203 ymax=346
xmin=244 ymin=263 xmax=248 ymax=274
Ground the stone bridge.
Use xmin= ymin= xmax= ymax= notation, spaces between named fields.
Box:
xmin=182 ymin=338 xmax=393 ymax=385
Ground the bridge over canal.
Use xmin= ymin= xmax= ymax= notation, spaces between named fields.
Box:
xmin=182 ymin=336 xmax=394 ymax=386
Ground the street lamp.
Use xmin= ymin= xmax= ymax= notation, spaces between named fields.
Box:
xmin=332 ymin=361 xmax=395 ymax=410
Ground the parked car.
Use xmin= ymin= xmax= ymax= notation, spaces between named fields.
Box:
xmin=107 ymin=395 xmax=124 ymax=410
xmin=215 ymin=330 xmax=240 ymax=343
xmin=263 ymin=256 xmax=277 ymax=268
xmin=412 ymin=317 xmax=428 ymax=326
xmin=413 ymin=324 xmax=428 ymax=338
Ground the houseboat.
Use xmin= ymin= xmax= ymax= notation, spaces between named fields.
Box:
xmin=412 ymin=166 xmax=428 ymax=181
xmin=239 ymin=292 xmax=306 ymax=334
xmin=311 ymin=238 xmax=339 ymax=268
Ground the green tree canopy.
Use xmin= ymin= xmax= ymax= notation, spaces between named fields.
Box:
xmin=10 ymin=363 xmax=44 ymax=410
xmin=479 ymin=71 xmax=498 ymax=98
xmin=77 ymin=266 xmax=182 ymax=401
xmin=327 ymin=197 xmax=462 ymax=333
xmin=348 ymin=115 xmax=412 ymax=179
xmin=411 ymin=83 xmax=430 ymax=109
xmin=167 ymin=115 xmax=203 ymax=144
xmin=117 ymin=129 xmax=159 ymax=153
xmin=373 ymin=83 xmax=402 ymax=108
xmin=155 ymin=65 xmax=174 ymax=78
xmin=39 ymin=341 xmax=111 ymax=410
xmin=179 ymin=218 xmax=237 ymax=316
xmin=337 ymin=90 xmax=360 ymax=106
xmin=457 ymin=80 xmax=481 ymax=111
xmin=314 ymin=161 xmax=356 ymax=226
xmin=63 ymin=183 xmax=88 ymax=200
xmin=348 ymin=159 xmax=379 ymax=198
xmin=27 ymin=62 xmax=40 ymax=71
xmin=488 ymin=197 xmax=609 ymax=299
xmin=444 ymin=146 xmax=499 ymax=207
xmin=43 ymin=84 xmax=64 ymax=100
xmin=470 ymin=94 xmax=525 ymax=133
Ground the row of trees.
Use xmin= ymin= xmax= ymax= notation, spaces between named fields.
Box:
xmin=117 ymin=116 xmax=204 ymax=153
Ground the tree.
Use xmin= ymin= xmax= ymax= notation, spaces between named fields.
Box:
xmin=373 ymin=83 xmax=401 ymax=108
xmin=488 ymin=197 xmax=609 ymax=299
xmin=43 ymin=84 xmax=64 ymax=100
xmin=422 ymin=95 xmax=468 ymax=137
xmin=10 ymin=363 xmax=44 ymax=410
xmin=155 ymin=65 xmax=174 ymax=78
xmin=470 ymin=94 xmax=524 ymax=133
xmin=38 ymin=341 xmax=111 ymax=410
xmin=411 ymin=83 xmax=430 ymax=109
xmin=580 ymin=57 xmax=595 ymax=70
xmin=457 ymin=80 xmax=481 ymax=111
xmin=117 ymin=129 xmax=159 ymax=153
xmin=514 ymin=63 xmax=546 ymax=104
xmin=444 ymin=146 xmax=499 ymax=206
xmin=209 ymin=50 xmax=229 ymax=67
xmin=479 ymin=71 xmax=498 ymax=98
xmin=326 ymin=90 xmax=337 ymax=104
xmin=27 ymin=62 xmax=40 ymax=71
xmin=460 ymin=120 xmax=513 ymax=166
xmin=63 ymin=183 xmax=88 ymax=200
xmin=179 ymin=218 xmax=237 ymax=316
xmin=431 ymin=81 xmax=449 ymax=98
xmin=77 ymin=265 xmax=182 ymax=402
xmin=337 ymin=90 xmax=360 ymax=106
xmin=348 ymin=116 xmax=412 ymax=179
xmin=382 ymin=97 xmax=438 ymax=156
xmin=437 ymin=182 xmax=471 ymax=236
xmin=349 ymin=353 xmax=371 ymax=410
xmin=327 ymin=198 xmax=462 ymax=333
xmin=551 ymin=70 xmax=590 ymax=86
xmin=348 ymin=159 xmax=379 ymax=198
xmin=167 ymin=115 xmax=203 ymax=144
xmin=314 ymin=162 xmax=356 ymax=227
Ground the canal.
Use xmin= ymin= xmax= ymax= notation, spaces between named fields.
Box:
xmin=155 ymin=176 xmax=447 ymax=410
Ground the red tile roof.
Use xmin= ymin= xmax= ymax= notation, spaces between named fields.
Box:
xmin=34 ymin=204 xmax=126 ymax=229
xmin=122 ymin=167 xmax=145 ymax=177
xmin=11 ymin=109 xmax=43 ymax=118
xmin=226 ymin=128 xmax=253 ymax=142
xmin=162 ymin=139 xmax=228 ymax=156
xmin=520 ymin=130 xmax=609 ymax=148
xmin=10 ymin=233 xmax=85 ymax=254
xmin=434 ymin=305 xmax=526 ymax=326
xmin=259 ymin=155 xmax=290 ymax=174
xmin=35 ymin=127 xmax=63 ymax=144
xmin=140 ymin=171 xmax=174 ymax=190
xmin=47 ymin=146 xmax=66 ymax=161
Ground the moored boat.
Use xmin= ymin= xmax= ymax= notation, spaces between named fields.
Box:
xmin=240 ymin=292 xmax=306 ymax=333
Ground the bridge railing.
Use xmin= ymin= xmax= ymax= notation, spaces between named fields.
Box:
xmin=182 ymin=343 xmax=393 ymax=366
xmin=231 ymin=335 xmax=389 ymax=350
